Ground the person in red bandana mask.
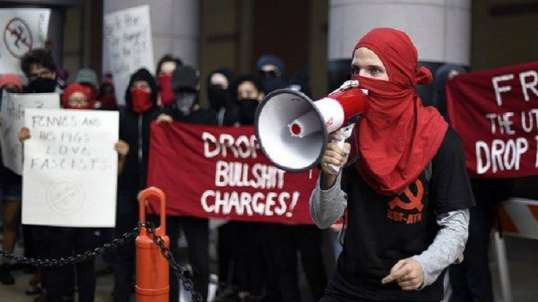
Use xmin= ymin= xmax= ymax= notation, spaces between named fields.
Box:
xmin=310 ymin=28 xmax=475 ymax=302
xmin=156 ymin=54 xmax=182 ymax=108
xmin=112 ymin=68 xmax=160 ymax=302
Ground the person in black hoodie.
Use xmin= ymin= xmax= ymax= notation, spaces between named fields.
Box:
xmin=157 ymin=65 xmax=216 ymax=302
xmin=113 ymin=68 xmax=160 ymax=302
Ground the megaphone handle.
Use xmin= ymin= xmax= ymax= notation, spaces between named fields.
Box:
xmin=327 ymin=136 xmax=346 ymax=174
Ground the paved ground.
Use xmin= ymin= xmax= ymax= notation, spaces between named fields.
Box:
xmin=1 ymin=235 xmax=537 ymax=302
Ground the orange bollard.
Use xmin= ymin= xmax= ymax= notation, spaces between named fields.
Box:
xmin=136 ymin=187 xmax=170 ymax=302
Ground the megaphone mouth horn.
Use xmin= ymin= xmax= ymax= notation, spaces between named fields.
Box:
xmin=255 ymin=87 xmax=368 ymax=172
xmin=255 ymin=89 xmax=328 ymax=172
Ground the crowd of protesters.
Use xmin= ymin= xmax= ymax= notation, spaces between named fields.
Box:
xmin=0 ymin=45 xmax=512 ymax=302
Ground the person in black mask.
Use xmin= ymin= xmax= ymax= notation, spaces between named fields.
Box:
xmin=207 ymin=68 xmax=234 ymax=125
xmin=17 ymin=48 xmax=61 ymax=300
xmin=20 ymin=48 xmax=60 ymax=93
xmin=157 ymin=65 xmax=216 ymax=302
xmin=212 ymin=75 xmax=265 ymax=302
xmin=227 ymin=75 xmax=265 ymax=126
xmin=113 ymin=68 xmax=160 ymax=302
xmin=255 ymin=54 xmax=289 ymax=94
xmin=239 ymin=67 xmax=328 ymax=302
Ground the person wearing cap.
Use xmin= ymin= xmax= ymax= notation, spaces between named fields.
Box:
xmin=75 ymin=68 xmax=99 ymax=105
xmin=310 ymin=28 xmax=474 ymax=301
xmin=18 ymin=82 xmax=129 ymax=302
xmin=157 ymin=65 xmax=216 ymax=302
xmin=0 ymin=74 xmax=23 ymax=285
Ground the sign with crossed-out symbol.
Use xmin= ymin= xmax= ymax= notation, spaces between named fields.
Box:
xmin=3 ymin=17 xmax=33 ymax=58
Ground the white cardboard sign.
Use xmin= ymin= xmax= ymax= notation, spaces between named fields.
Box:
xmin=0 ymin=8 xmax=50 ymax=74
xmin=103 ymin=5 xmax=155 ymax=105
xmin=0 ymin=93 xmax=59 ymax=175
xmin=22 ymin=108 xmax=119 ymax=227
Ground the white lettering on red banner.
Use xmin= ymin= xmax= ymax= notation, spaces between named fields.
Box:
xmin=447 ymin=62 xmax=538 ymax=177
xmin=147 ymin=123 xmax=317 ymax=224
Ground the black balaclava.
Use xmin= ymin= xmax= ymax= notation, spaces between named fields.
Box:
xmin=207 ymin=68 xmax=234 ymax=111
xmin=231 ymin=75 xmax=264 ymax=125
xmin=255 ymin=54 xmax=288 ymax=94
xmin=24 ymin=77 xmax=57 ymax=93
xmin=238 ymin=99 xmax=258 ymax=125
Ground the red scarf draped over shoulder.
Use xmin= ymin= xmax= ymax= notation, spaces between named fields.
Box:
xmin=353 ymin=28 xmax=448 ymax=195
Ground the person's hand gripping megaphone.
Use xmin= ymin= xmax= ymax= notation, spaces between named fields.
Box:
xmin=320 ymin=80 xmax=360 ymax=187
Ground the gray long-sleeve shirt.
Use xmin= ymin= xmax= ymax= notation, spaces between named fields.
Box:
xmin=309 ymin=172 xmax=470 ymax=288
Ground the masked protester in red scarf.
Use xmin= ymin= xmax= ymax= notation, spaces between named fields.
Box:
xmin=18 ymin=82 xmax=129 ymax=302
xmin=310 ymin=28 xmax=475 ymax=302
xmin=111 ymin=68 xmax=160 ymax=302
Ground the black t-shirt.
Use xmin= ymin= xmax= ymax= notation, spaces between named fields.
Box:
xmin=327 ymin=128 xmax=475 ymax=301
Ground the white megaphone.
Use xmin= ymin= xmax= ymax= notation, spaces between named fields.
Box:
xmin=255 ymin=84 xmax=369 ymax=171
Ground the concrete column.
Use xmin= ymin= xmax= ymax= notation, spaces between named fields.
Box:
xmin=104 ymin=0 xmax=199 ymax=68
xmin=328 ymin=0 xmax=471 ymax=65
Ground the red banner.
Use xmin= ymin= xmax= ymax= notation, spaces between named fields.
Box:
xmin=146 ymin=122 xmax=319 ymax=224
xmin=446 ymin=61 xmax=538 ymax=177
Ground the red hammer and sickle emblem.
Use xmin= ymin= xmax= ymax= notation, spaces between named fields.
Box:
xmin=388 ymin=180 xmax=424 ymax=212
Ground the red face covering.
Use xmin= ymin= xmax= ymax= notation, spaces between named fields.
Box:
xmin=158 ymin=74 xmax=175 ymax=107
xmin=352 ymin=28 xmax=448 ymax=195
xmin=131 ymin=88 xmax=153 ymax=113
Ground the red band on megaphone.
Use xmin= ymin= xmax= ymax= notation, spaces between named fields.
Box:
xmin=329 ymin=88 xmax=369 ymax=120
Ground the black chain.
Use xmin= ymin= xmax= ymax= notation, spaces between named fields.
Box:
xmin=0 ymin=222 xmax=206 ymax=301
xmin=0 ymin=226 xmax=139 ymax=268
xmin=144 ymin=221 xmax=204 ymax=302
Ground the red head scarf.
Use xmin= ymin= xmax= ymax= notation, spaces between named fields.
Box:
xmin=62 ymin=83 xmax=94 ymax=109
xmin=353 ymin=28 xmax=448 ymax=195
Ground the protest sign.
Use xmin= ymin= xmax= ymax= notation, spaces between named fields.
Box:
xmin=22 ymin=108 xmax=119 ymax=227
xmin=0 ymin=8 xmax=50 ymax=74
xmin=103 ymin=5 xmax=154 ymax=105
xmin=0 ymin=93 xmax=59 ymax=175
xmin=147 ymin=122 xmax=319 ymax=225
xmin=446 ymin=61 xmax=538 ymax=177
